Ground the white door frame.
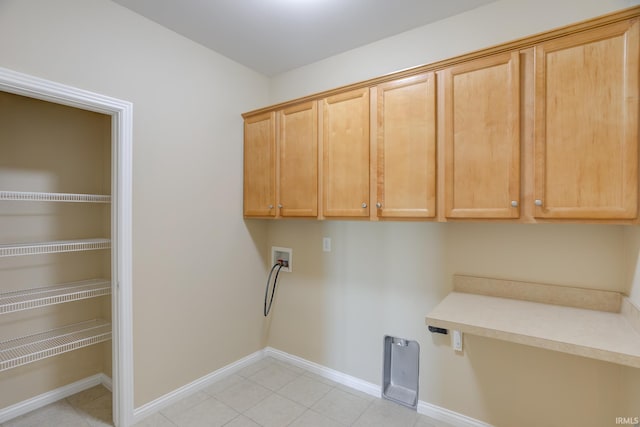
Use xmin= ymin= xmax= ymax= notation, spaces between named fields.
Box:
xmin=0 ymin=67 xmax=134 ymax=427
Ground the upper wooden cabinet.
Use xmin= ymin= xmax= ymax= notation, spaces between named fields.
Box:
xmin=242 ymin=8 xmax=640 ymax=223
xmin=534 ymin=19 xmax=639 ymax=219
xmin=244 ymin=112 xmax=276 ymax=217
xmin=374 ymin=73 xmax=437 ymax=219
xmin=278 ymin=102 xmax=318 ymax=217
xmin=321 ymin=88 xmax=370 ymax=218
xmin=442 ymin=51 xmax=521 ymax=219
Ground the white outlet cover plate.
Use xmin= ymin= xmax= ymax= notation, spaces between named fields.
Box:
xmin=452 ymin=330 xmax=463 ymax=352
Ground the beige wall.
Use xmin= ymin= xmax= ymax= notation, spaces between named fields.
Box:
xmin=625 ymin=227 xmax=640 ymax=307
xmin=623 ymin=228 xmax=640 ymax=418
xmin=265 ymin=222 xmax=630 ymax=426
xmin=265 ymin=1 xmax=640 ymax=426
xmin=0 ymin=0 xmax=271 ymax=407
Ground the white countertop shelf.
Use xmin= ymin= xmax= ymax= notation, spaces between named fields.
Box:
xmin=0 ymin=191 xmax=111 ymax=203
xmin=426 ymin=275 xmax=640 ymax=369
xmin=0 ymin=279 xmax=111 ymax=314
xmin=0 ymin=238 xmax=111 ymax=257
xmin=0 ymin=319 xmax=111 ymax=372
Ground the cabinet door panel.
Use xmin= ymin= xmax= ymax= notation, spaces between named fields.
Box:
xmin=376 ymin=73 xmax=436 ymax=218
xmin=534 ymin=20 xmax=639 ymax=219
xmin=322 ymin=88 xmax=370 ymax=217
xmin=243 ymin=112 xmax=276 ymax=217
xmin=444 ymin=52 xmax=521 ymax=218
xmin=279 ymin=102 xmax=318 ymax=217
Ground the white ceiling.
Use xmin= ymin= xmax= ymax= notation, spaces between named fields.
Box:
xmin=112 ymin=0 xmax=498 ymax=76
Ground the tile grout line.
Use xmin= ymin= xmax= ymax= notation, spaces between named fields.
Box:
xmin=158 ymin=411 xmax=178 ymax=427
xmin=243 ymin=380 xmax=305 ymax=426
xmin=65 ymin=402 xmax=94 ymax=427
xmin=284 ymin=382 xmax=337 ymax=426
xmin=242 ymin=373 xmax=288 ymax=415
xmin=64 ymin=387 xmax=113 ymax=427
xmin=209 ymin=395 xmax=243 ymax=424
xmin=348 ymin=396 xmax=376 ymax=427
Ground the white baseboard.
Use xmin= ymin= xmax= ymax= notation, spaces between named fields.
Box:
xmin=418 ymin=400 xmax=494 ymax=427
xmin=0 ymin=373 xmax=112 ymax=423
xmin=132 ymin=349 xmax=264 ymax=424
xmin=263 ymin=347 xmax=380 ymax=397
xmin=265 ymin=347 xmax=492 ymax=427
xmin=100 ymin=373 xmax=113 ymax=392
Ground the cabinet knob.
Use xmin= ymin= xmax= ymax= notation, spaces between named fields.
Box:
xmin=534 ymin=199 xmax=543 ymax=207
xmin=268 ymin=204 xmax=274 ymax=209
xmin=278 ymin=204 xmax=283 ymax=209
xmin=511 ymin=200 xmax=518 ymax=207
xmin=361 ymin=203 xmax=368 ymax=208
xmin=376 ymin=202 xmax=382 ymax=209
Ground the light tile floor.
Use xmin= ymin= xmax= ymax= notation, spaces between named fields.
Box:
xmin=2 ymin=383 xmax=112 ymax=427
xmin=1 ymin=357 xmax=455 ymax=427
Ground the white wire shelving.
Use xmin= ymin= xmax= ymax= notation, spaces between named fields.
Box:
xmin=0 ymin=191 xmax=111 ymax=203
xmin=0 ymin=279 xmax=111 ymax=314
xmin=0 ymin=319 xmax=111 ymax=372
xmin=0 ymin=238 xmax=111 ymax=257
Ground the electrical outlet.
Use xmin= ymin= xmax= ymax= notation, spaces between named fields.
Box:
xmin=452 ymin=330 xmax=463 ymax=352
xmin=323 ymin=237 xmax=331 ymax=252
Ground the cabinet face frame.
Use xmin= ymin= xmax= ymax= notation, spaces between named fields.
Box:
xmin=243 ymin=111 xmax=276 ymax=217
xmin=533 ymin=19 xmax=639 ymax=219
xmin=277 ymin=101 xmax=318 ymax=217
xmin=321 ymin=88 xmax=370 ymax=218
xmin=374 ymin=73 xmax=437 ymax=219
xmin=442 ymin=51 xmax=521 ymax=219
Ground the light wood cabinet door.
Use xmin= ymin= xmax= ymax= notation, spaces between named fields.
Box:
xmin=322 ymin=88 xmax=370 ymax=217
xmin=278 ymin=102 xmax=318 ymax=217
xmin=443 ymin=51 xmax=521 ymax=219
xmin=243 ymin=112 xmax=276 ymax=217
xmin=534 ymin=20 xmax=639 ymax=219
xmin=375 ymin=73 xmax=436 ymax=218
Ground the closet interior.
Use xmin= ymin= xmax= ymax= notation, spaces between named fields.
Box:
xmin=0 ymin=90 xmax=113 ymax=409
